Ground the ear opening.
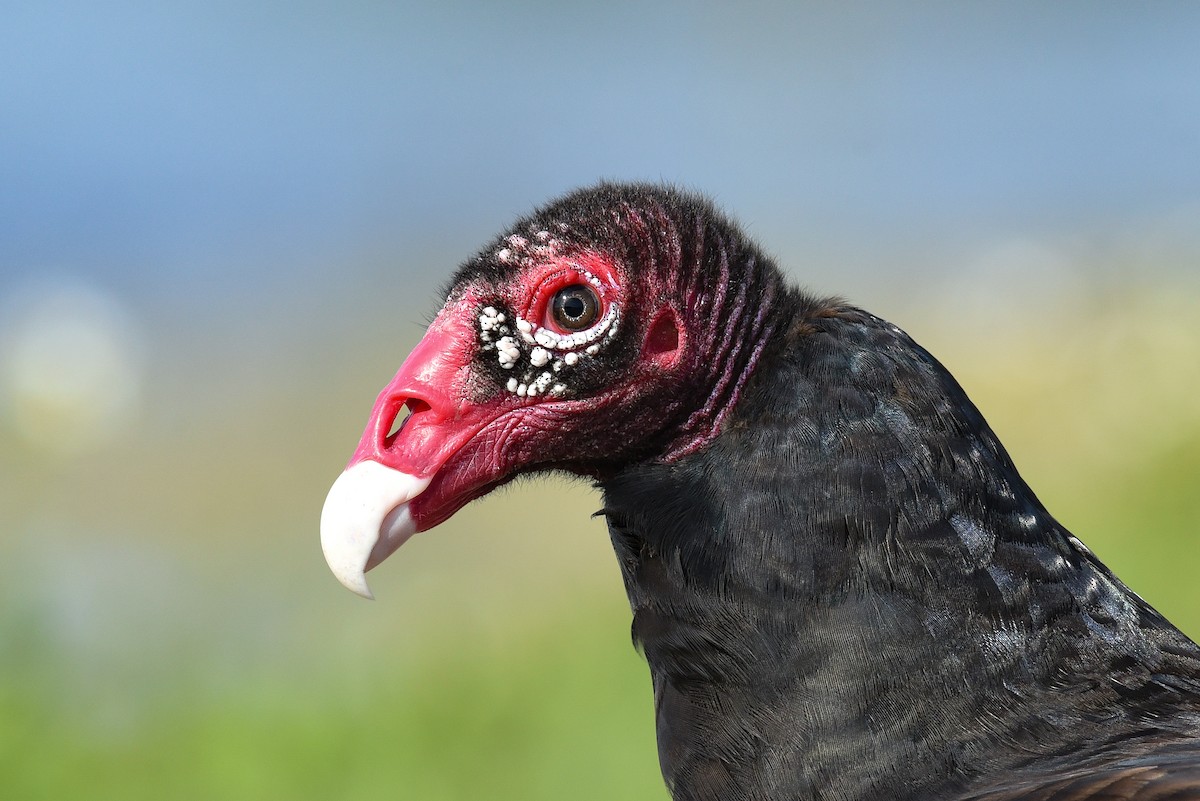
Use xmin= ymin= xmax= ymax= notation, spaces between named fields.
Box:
xmin=642 ymin=309 xmax=681 ymax=366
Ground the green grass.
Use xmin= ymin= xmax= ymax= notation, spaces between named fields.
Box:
xmin=1 ymin=596 xmax=663 ymax=801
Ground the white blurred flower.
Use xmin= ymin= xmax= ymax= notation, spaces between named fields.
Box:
xmin=1 ymin=277 xmax=145 ymax=457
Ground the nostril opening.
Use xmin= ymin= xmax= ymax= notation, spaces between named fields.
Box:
xmin=385 ymin=399 xmax=431 ymax=447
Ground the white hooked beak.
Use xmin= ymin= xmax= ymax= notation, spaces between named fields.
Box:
xmin=319 ymin=460 xmax=431 ymax=599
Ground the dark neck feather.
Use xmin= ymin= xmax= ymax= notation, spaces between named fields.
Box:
xmin=600 ymin=300 xmax=1200 ymax=801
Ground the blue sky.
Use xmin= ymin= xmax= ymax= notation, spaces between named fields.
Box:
xmin=3 ymin=1 xmax=1199 ymax=320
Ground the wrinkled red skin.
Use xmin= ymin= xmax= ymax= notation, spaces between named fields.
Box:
xmin=345 ymin=251 xmax=687 ymax=533
xmin=345 ymin=297 xmax=505 ymax=531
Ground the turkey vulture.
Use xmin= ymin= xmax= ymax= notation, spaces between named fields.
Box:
xmin=320 ymin=184 xmax=1200 ymax=801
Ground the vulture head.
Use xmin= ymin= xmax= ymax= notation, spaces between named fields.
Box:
xmin=321 ymin=183 xmax=782 ymax=598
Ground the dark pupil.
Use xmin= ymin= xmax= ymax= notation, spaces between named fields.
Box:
xmin=551 ymin=284 xmax=598 ymax=331
xmin=561 ymin=295 xmax=586 ymax=319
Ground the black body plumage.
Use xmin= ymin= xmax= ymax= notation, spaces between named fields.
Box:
xmin=585 ymin=193 xmax=1200 ymax=800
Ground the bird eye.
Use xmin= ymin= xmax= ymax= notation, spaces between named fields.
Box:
xmin=550 ymin=284 xmax=599 ymax=331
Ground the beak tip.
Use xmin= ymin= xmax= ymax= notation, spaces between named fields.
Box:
xmin=344 ymin=575 xmax=376 ymax=601
xmin=320 ymin=537 xmax=377 ymax=599
xmin=329 ymin=569 xmax=376 ymax=599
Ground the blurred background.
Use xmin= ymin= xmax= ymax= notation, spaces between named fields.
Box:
xmin=2 ymin=2 xmax=1199 ymax=798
